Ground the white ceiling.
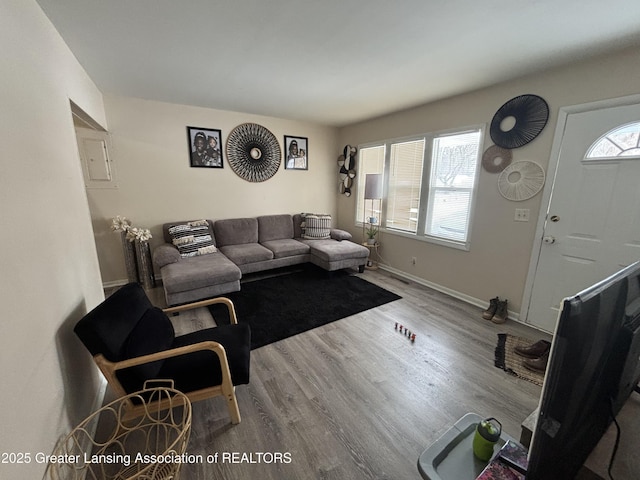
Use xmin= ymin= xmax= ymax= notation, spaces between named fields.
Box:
xmin=36 ymin=0 xmax=640 ymax=127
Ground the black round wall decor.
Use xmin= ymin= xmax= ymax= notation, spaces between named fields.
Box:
xmin=490 ymin=94 xmax=549 ymax=149
xmin=226 ymin=123 xmax=281 ymax=182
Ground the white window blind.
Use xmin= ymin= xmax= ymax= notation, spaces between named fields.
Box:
xmin=425 ymin=130 xmax=481 ymax=242
xmin=386 ymin=139 xmax=425 ymax=233
xmin=356 ymin=145 xmax=385 ymax=223
xmin=354 ymin=125 xmax=483 ymax=250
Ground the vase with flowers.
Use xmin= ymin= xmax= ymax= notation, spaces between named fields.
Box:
xmin=128 ymin=227 xmax=155 ymax=289
xmin=110 ymin=216 xmax=138 ymax=283
xmin=110 ymin=216 xmax=155 ymax=288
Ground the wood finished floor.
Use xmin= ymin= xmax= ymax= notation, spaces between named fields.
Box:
xmin=115 ymin=269 xmax=550 ymax=479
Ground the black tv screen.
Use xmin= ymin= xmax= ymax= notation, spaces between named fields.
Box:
xmin=526 ymin=262 xmax=640 ymax=480
xmin=612 ymin=281 xmax=640 ymax=414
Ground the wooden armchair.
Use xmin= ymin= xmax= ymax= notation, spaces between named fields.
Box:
xmin=74 ymin=283 xmax=250 ymax=423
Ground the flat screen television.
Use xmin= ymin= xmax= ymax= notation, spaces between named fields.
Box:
xmin=526 ymin=261 xmax=640 ymax=480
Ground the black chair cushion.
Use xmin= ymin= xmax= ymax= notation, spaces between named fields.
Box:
xmin=158 ymin=323 xmax=251 ymax=393
xmin=75 ymin=282 xmax=251 ymax=399
xmin=124 ymin=307 xmax=175 ymax=378
xmin=74 ymin=283 xmax=153 ymax=361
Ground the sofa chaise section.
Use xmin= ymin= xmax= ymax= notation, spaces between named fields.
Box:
xmin=154 ymin=220 xmax=241 ymax=306
xmin=292 ymin=213 xmax=369 ymax=272
xmin=301 ymin=238 xmax=370 ymax=272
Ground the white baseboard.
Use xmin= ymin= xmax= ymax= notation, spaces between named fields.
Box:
xmin=378 ymin=264 xmax=520 ymax=322
xmin=105 ymin=267 xmax=520 ymax=322
xmin=102 ymin=275 xmax=161 ymax=290
xmin=102 ymin=279 xmax=128 ymax=289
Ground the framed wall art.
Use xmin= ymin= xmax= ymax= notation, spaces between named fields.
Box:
xmin=284 ymin=135 xmax=308 ymax=170
xmin=187 ymin=126 xmax=223 ymax=168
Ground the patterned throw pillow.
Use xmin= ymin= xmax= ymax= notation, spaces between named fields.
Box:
xmin=168 ymin=220 xmax=217 ymax=257
xmin=302 ymin=214 xmax=332 ymax=240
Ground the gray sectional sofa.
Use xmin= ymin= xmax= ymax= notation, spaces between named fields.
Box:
xmin=153 ymin=213 xmax=369 ymax=306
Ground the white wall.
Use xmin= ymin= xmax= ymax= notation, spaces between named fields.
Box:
xmin=338 ymin=46 xmax=640 ymax=317
xmin=91 ymin=95 xmax=339 ymax=284
xmin=1 ymin=5 xmax=637 ymax=477
xmin=0 ymin=1 xmax=106 ymax=477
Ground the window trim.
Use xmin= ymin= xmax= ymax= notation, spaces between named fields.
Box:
xmin=584 ymin=120 xmax=640 ymax=161
xmin=355 ymin=124 xmax=485 ymax=251
xmin=355 ymin=142 xmax=387 ymax=229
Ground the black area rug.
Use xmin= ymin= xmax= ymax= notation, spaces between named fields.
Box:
xmin=208 ymin=265 xmax=401 ymax=349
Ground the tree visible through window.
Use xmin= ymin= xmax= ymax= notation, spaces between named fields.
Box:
xmin=355 ymin=126 xmax=483 ymax=249
xmin=426 ymin=131 xmax=481 ymax=242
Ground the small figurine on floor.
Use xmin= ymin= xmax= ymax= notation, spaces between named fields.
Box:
xmin=393 ymin=322 xmax=416 ymax=342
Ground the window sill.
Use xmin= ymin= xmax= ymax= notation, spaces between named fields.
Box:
xmin=368 ymin=225 xmax=470 ymax=252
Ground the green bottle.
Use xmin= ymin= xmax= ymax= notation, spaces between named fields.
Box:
xmin=472 ymin=417 xmax=502 ymax=462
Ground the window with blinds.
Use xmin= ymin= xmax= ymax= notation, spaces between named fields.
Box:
xmin=425 ymin=130 xmax=481 ymax=242
xmin=356 ymin=145 xmax=385 ymax=224
xmin=354 ymin=125 xmax=483 ymax=249
xmin=387 ymin=139 xmax=425 ymax=233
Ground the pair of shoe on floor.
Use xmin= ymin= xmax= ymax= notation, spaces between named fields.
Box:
xmin=482 ymin=297 xmax=509 ymax=324
xmin=515 ymin=339 xmax=551 ymax=373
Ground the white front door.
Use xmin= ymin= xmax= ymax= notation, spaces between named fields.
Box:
xmin=524 ymin=99 xmax=640 ymax=332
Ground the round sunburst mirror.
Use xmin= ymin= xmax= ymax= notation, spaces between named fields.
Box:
xmin=226 ymin=123 xmax=281 ymax=182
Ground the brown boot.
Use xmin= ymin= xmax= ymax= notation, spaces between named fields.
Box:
xmin=482 ymin=297 xmax=500 ymax=320
xmin=515 ymin=340 xmax=551 ymax=359
xmin=491 ymin=299 xmax=508 ymax=324
xmin=523 ymin=350 xmax=549 ymax=373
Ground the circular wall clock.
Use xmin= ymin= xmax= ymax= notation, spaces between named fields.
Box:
xmin=490 ymin=94 xmax=549 ymax=149
xmin=226 ymin=123 xmax=281 ymax=182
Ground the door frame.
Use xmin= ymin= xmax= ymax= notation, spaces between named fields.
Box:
xmin=520 ymin=93 xmax=640 ymax=328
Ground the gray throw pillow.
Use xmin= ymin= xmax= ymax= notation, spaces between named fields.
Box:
xmin=330 ymin=229 xmax=352 ymax=241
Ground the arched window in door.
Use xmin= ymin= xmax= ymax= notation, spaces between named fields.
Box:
xmin=585 ymin=121 xmax=640 ymax=159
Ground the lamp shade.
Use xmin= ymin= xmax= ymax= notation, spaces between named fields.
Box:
xmin=364 ymin=174 xmax=382 ymax=199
